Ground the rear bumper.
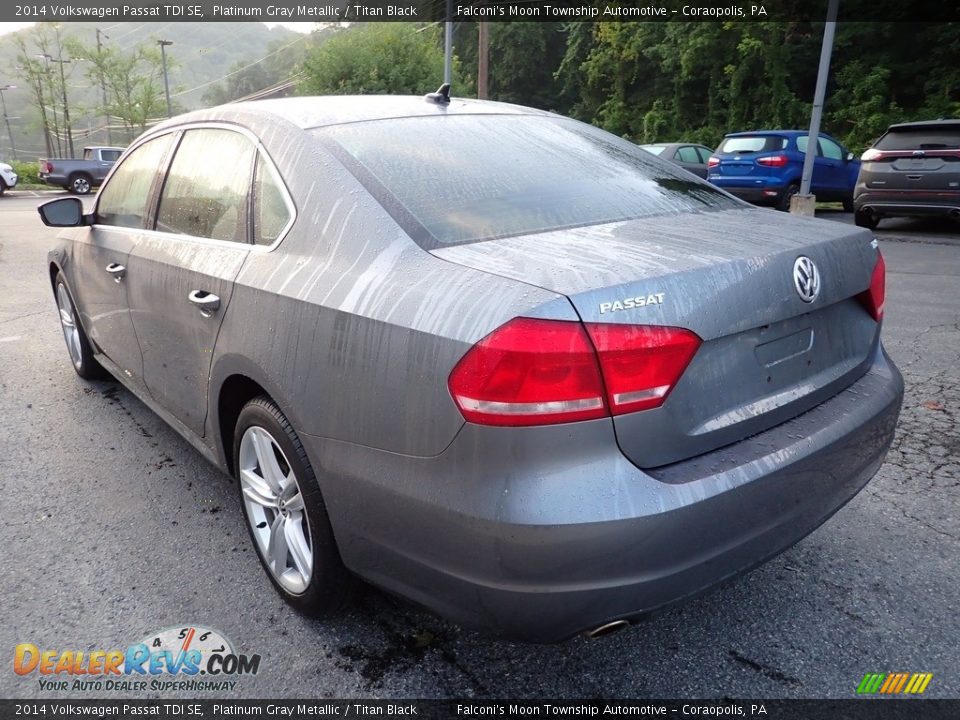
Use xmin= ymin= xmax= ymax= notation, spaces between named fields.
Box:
xmin=302 ymin=345 xmax=903 ymax=642
xmin=854 ymin=189 xmax=960 ymax=218
xmin=708 ymin=177 xmax=785 ymax=205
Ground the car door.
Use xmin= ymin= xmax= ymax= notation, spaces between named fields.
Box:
xmin=673 ymin=145 xmax=708 ymax=178
xmin=817 ymin=135 xmax=851 ymax=195
xmin=125 ymin=127 xmax=257 ymax=436
xmin=69 ymin=134 xmax=176 ymax=388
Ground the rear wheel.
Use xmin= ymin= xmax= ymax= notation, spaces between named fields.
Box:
xmin=854 ymin=208 xmax=880 ymax=230
xmin=234 ymin=397 xmax=351 ymax=615
xmin=54 ymin=272 xmax=108 ymax=380
xmin=68 ymin=173 xmax=92 ymax=195
xmin=0 ymin=180 xmax=6 ymax=196
xmin=777 ymin=183 xmax=800 ymax=212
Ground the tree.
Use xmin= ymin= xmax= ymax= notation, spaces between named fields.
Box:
xmin=68 ymin=39 xmax=169 ymax=143
xmin=298 ymin=23 xmax=466 ymax=96
xmin=14 ymin=24 xmax=74 ymax=157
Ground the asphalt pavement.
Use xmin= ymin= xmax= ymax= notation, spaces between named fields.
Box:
xmin=0 ymin=194 xmax=957 ymax=700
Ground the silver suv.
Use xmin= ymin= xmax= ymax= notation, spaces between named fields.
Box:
xmin=854 ymin=119 xmax=960 ymax=229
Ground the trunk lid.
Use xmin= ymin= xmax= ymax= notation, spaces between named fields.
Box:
xmin=432 ymin=207 xmax=881 ymax=468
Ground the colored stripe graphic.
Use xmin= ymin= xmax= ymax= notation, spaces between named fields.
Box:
xmin=857 ymin=672 xmax=932 ymax=694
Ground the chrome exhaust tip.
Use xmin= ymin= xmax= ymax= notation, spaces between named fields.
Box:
xmin=582 ymin=619 xmax=630 ymax=639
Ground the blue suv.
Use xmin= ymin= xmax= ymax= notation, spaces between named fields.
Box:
xmin=708 ymin=130 xmax=860 ymax=211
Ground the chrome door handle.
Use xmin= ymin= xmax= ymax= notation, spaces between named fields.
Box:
xmin=105 ymin=262 xmax=126 ymax=282
xmin=188 ymin=290 xmax=221 ymax=316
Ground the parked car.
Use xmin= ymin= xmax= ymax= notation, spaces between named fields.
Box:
xmin=853 ymin=119 xmax=960 ymax=229
xmin=39 ymin=146 xmax=124 ymax=195
xmin=39 ymin=95 xmax=902 ymax=642
xmin=0 ymin=161 xmax=17 ymax=195
xmin=708 ymin=130 xmax=859 ymax=211
xmin=639 ymin=142 xmax=714 ymax=178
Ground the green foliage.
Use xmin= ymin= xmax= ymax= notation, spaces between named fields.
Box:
xmin=10 ymin=160 xmax=40 ymax=184
xmin=298 ymin=24 xmax=466 ymax=96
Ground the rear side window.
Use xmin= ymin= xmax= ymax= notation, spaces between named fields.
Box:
xmin=101 ymin=149 xmax=122 ymax=162
xmin=696 ymin=147 xmax=713 ymax=163
xmin=96 ymin=135 xmax=175 ymax=229
xmin=641 ymin=145 xmax=667 ymax=156
xmin=676 ymin=146 xmax=700 ymax=163
xmin=156 ymin=129 xmax=256 ymax=243
xmin=317 ymin=115 xmax=739 ymax=247
xmin=819 ymin=137 xmax=844 ymax=160
xmin=875 ymin=126 xmax=960 ymax=150
xmin=720 ymin=136 xmax=788 ymax=153
xmin=253 ymin=154 xmax=293 ymax=246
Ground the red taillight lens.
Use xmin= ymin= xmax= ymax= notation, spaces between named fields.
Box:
xmin=707 ymin=156 xmax=720 ymax=168
xmin=860 ymin=148 xmax=883 ymax=161
xmin=448 ymin=318 xmax=608 ymax=426
xmin=448 ymin=318 xmax=702 ymax=426
xmin=857 ymin=252 xmax=886 ymax=321
xmin=585 ymin=324 xmax=702 ymax=415
xmin=41 ymin=161 xmax=53 ymax=173
xmin=756 ymin=155 xmax=789 ymax=167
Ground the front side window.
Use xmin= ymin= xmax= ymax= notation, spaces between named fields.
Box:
xmin=318 ymin=115 xmax=739 ymax=247
xmin=156 ymin=129 xmax=256 ymax=243
xmin=96 ymin=135 xmax=175 ymax=228
xmin=819 ymin=137 xmax=844 ymax=160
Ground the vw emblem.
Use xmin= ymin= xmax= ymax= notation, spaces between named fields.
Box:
xmin=793 ymin=256 xmax=820 ymax=303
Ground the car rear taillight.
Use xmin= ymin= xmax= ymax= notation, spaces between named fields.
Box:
xmin=857 ymin=253 xmax=886 ymax=321
xmin=707 ymin=156 xmax=720 ymax=168
xmin=756 ymin=155 xmax=789 ymax=167
xmin=448 ymin=318 xmax=608 ymax=426
xmin=860 ymin=148 xmax=883 ymax=161
xmin=584 ymin=324 xmax=702 ymax=415
xmin=41 ymin=161 xmax=53 ymax=173
xmin=448 ymin=318 xmax=702 ymax=426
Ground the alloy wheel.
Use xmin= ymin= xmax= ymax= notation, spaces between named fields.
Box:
xmin=56 ymin=283 xmax=83 ymax=369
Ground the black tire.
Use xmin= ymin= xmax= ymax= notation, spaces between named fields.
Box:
xmin=854 ymin=208 xmax=880 ymax=230
xmin=0 ymin=180 xmax=6 ymax=196
xmin=842 ymin=196 xmax=855 ymax=213
xmin=68 ymin=173 xmax=93 ymax=195
xmin=777 ymin=183 xmax=800 ymax=212
xmin=53 ymin=272 xmax=109 ymax=380
xmin=233 ymin=396 xmax=352 ymax=615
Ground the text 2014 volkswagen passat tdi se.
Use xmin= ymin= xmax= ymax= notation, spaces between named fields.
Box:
xmin=39 ymin=92 xmax=903 ymax=642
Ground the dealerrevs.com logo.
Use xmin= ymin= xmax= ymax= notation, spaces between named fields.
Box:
xmin=14 ymin=625 xmax=261 ymax=693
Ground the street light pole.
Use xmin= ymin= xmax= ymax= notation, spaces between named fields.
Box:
xmin=0 ymin=85 xmax=17 ymax=160
xmin=795 ymin=0 xmax=840 ymax=211
xmin=158 ymin=40 xmax=173 ymax=118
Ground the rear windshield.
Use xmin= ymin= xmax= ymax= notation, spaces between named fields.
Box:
xmin=640 ymin=145 xmax=668 ymax=156
xmin=719 ymin=136 xmax=788 ymax=154
xmin=875 ymin=126 xmax=960 ymax=151
xmin=315 ymin=115 xmax=739 ymax=247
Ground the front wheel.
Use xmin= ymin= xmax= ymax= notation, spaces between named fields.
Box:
xmin=234 ymin=397 xmax=351 ymax=615
xmin=54 ymin=273 xmax=108 ymax=380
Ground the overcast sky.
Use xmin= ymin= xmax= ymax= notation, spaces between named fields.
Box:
xmin=0 ymin=22 xmax=318 ymax=36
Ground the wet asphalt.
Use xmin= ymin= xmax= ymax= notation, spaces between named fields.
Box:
xmin=0 ymin=193 xmax=957 ymax=699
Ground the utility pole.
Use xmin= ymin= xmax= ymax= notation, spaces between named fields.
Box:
xmin=477 ymin=23 xmax=489 ymax=99
xmin=96 ymin=29 xmax=112 ymax=145
xmin=443 ymin=0 xmax=452 ymax=86
xmin=39 ymin=53 xmax=73 ymax=157
xmin=0 ymin=85 xmax=17 ymax=160
xmin=158 ymin=40 xmax=173 ymax=118
xmin=793 ymin=0 xmax=839 ymax=215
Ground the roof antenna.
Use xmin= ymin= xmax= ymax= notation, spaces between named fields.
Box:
xmin=425 ymin=83 xmax=451 ymax=105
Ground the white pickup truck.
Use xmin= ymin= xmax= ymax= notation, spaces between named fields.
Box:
xmin=39 ymin=146 xmax=125 ymax=195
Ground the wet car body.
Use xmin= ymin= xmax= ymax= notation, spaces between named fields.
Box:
xmin=43 ymin=97 xmax=903 ymax=641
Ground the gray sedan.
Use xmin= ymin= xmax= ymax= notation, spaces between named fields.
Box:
xmin=639 ymin=142 xmax=715 ymax=178
xmin=39 ymin=94 xmax=903 ymax=642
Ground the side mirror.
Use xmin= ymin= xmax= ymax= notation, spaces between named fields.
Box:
xmin=845 ymin=152 xmax=855 ymax=162
xmin=38 ymin=197 xmax=89 ymax=227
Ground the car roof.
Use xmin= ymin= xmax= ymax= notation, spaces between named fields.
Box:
xmin=724 ymin=130 xmax=820 ymax=137
xmin=221 ymin=95 xmax=553 ymax=130
xmin=887 ymin=119 xmax=960 ymax=130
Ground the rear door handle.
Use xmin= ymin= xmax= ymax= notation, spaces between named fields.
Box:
xmin=188 ymin=290 xmax=221 ymax=316
xmin=105 ymin=262 xmax=126 ymax=282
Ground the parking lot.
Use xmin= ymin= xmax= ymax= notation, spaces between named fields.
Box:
xmin=0 ymin=192 xmax=957 ymax=699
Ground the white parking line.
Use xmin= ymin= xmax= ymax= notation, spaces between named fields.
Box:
xmin=0 ymin=336 xmax=22 ymax=343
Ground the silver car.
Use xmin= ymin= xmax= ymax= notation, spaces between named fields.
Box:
xmin=39 ymin=95 xmax=903 ymax=642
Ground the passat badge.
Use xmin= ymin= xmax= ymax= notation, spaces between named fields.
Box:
xmin=599 ymin=293 xmax=665 ymax=314
xmin=793 ymin=256 xmax=820 ymax=303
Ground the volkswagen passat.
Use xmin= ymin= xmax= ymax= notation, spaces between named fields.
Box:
xmin=39 ymin=94 xmax=903 ymax=642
